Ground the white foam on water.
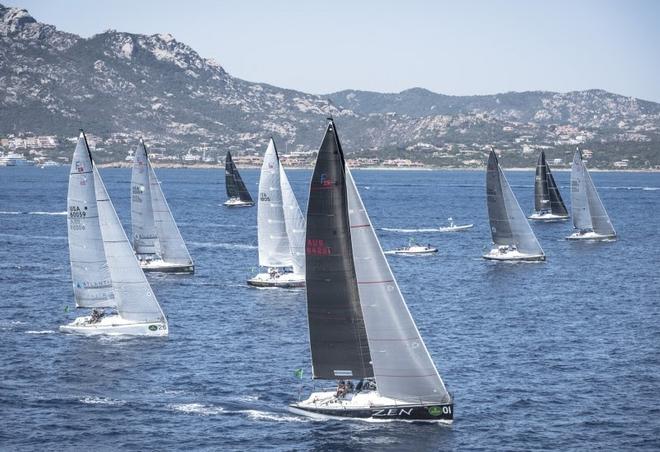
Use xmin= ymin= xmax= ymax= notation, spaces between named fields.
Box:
xmin=0 ymin=210 xmax=67 ymax=216
xmin=642 ymin=187 xmax=659 ymax=191
xmin=381 ymin=227 xmax=441 ymax=233
xmin=79 ymin=396 xmax=126 ymax=406
xmin=189 ymin=241 xmax=257 ymax=250
xmin=25 ymin=330 xmax=56 ymax=334
xmin=169 ymin=403 xmax=224 ymax=416
xmin=242 ymin=409 xmax=309 ymax=423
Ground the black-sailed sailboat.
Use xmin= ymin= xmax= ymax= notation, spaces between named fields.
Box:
xmin=223 ymin=151 xmax=254 ymax=207
xmin=289 ymin=119 xmax=453 ymax=423
xmin=529 ymin=150 xmax=569 ymax=221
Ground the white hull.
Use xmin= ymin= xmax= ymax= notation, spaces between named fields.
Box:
xmin=224 ymin=198 xmax=254 ymax=208
xmin=386 ymin=246 xmax=438 ymax=256
xmin=566 ymin=231 xmax=617 ymax=241
xmin=482 ymin=248 xmax=545 ymax=261
xmin=59 ymin=315 xmax=168 ymax=336
xmin=139 ymin=258 xmax=194 ymax=273
xmin=437 ymin=224 xmax=474 ymax=232
xmin=247 ymin=271 xmax=305 ymax=288
xmin=528 ymin=212 xmax=569 ymax=221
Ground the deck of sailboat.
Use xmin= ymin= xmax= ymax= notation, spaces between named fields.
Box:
xmin=140 ymin=259 xmax=194 ymax=273
xmin=528 ymin=212 xmax=569 ymax=222
xmin=60 ymin=314 xmax=168 ymax=336
xmin=246 ymin=271 xmax=305 ymax=288
xmin=566 ymin=231 xmax=617 ymax=241
xmin=482 ymin=248 xmax=546 ymax=261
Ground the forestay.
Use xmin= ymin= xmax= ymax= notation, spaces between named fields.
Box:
xmin=94 ymin=167 xmax=166 ymax=323
xmin=148 ymin=163 xmax=194 ymax=266
xmin=131 ymin=139 xmax=161 ymax=258
xmin=257 ymin=139 xmax=293 ymax=268
xmin=279 ymin=164 xmax=306 ymax=276
xmin=346 ymin=169 xmax=450 ymax=404
xmin=305 ymin=121 xmax=373 ymax=380
xmin=67 ymin=133 xmax=115 ymax=308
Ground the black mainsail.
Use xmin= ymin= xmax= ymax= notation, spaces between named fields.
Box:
xmin=534 ymin=151 xmax=568 ymax=216
xmin=305 ymin=121 xmax=373 ymax=380
xmin=225 ymin=151 xmax=253 ymax=203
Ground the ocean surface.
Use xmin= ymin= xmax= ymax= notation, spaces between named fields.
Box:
xmin=1 ymin=166 xmax=659 ymax=451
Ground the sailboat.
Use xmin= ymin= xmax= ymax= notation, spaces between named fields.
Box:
xmin=247 ymin=139 xmax=306 ymax=288
xmin=567 ymin=149 xmax=617 ymax=241
xmin=289 ymin=120 xmax=453 ymax=422
xmin=60 ymin=131 xmax=168 ymax=336
xmin=483 ymin=150 xmax=546 ymax=261
xmin=528 ymin=150 xmax=569 ymax=221
xmin=131 ymin=139 xmax=194 ymax=273
xmin=223 ymin=151 xmax=254 ymax=207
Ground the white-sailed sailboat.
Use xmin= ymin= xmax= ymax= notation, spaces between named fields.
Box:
xmin=529 ymin=150 xmax=569 ymax=221
xmin=131 ymin=139 xmax=194 ymax=273
xmin=567 ymin=149 xmax=617 ymax=241
xmin=290 ymin=120 xmax=453 ymax=423
xmin=247 ymin=138 xmax=306 ymax=287
xmin=483 ymin=150 xmax=546 ymax=261
xmin=61 ymin=131 xmax=168 ymax=336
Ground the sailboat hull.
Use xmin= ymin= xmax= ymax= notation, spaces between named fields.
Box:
xmin=246 ymin=272 xmax=305 ymax=288
xmin=223 ymin=198 xmax=254 ymax=208
xmin=59 ymin=315 xmax=168 ymax=336
xmin=566 ymin=231 xmax=617 ymax=241
xmin=482 ymin=248 xmax=546 ymax=261
xmin=140 ymin=259 xmax=194 ymax=274
xmin=528 ymin=212 xmax=569 ymax=222
xmin=289 ymin=391 xmax=452 ymax=423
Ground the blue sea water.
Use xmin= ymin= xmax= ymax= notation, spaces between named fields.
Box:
xmin=0 ymin=166 xmax=659 ymax=451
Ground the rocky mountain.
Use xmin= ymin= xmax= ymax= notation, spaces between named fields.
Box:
xmin=1 ymin=3 xmax=659 ymax=168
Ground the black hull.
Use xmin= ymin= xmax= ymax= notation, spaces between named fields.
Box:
xmin=246 ymin=279 xmax=305 ymax=288
xmin=142 ymin=265 xmax=194 ymax=274
xmin=289 ymin=402 xmax=453 ymax=422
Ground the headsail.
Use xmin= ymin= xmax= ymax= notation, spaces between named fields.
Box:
xmin=487 ymin=151 xmax=544 ymax=255
xmin=94 ymin=167 xmax=166 ymax=323
xmin=534 ymin=151 xmax=568 ymax=216
xmin=67 ymin=132 xmax=115 ymax=308
xmin=131 ymin=139 xmax=161 ymax=258
xmin=346 ymin=168 xmax=450 ymax=403
xmin=279 ymin=163 xmax=306 ymax=275
xmin=305 ymin=121 xmax=373 ymax=380
xmin=225 ymin=151 xmax=253 ymax=203
xmin=257 ymin=139 xmax=293 ymax=268
xmin=148 ymin=161 xmax=194 ymax=267
xmin=571 ymin=150 xmax=615 ymax=235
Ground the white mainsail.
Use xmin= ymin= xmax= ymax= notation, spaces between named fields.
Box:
xmin=279 ymin=164 xmax=306 ymax=276
xmin=94 ymin=167 xmax=166 ymax=323
xmin=257 ymin=139 xmax=293 ymax=268
xmin=571 ymin=150 xmax=616 ymax=236
xmin=67 ymin=133 xmax=115 ymax=308
xmin=131 ymin=139 xmax=161 ymax=258
xmin=346 ymin=169 xmax=450 ymax=404
xmin=148 ymin=163 xmax=194 ymax=266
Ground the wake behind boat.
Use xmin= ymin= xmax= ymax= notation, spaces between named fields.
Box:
xmin=529 ymin=150 xmax=569 ymax=221
xmin=567 ymin=149 xmax=617 ymax=241
xmin=61 ymin=131 xmax=168 ymax=337
xmin=131 ymin=139 xmax=194 ymax=273
xmin=290 ymin=119 xmax=453 ymax=423
xmin=483 ymin=150 xmax=546 ymax=261
xmin=224 ymin=151 xmax=254 ymax=207
xmin=247 ymin=138 xmax=305 ymax=288
xmin=438 ymin=217 xmax=474 ymax=232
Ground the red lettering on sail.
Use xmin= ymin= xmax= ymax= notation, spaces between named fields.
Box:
xmin=306 ymin=238 xmax=332 ymax=256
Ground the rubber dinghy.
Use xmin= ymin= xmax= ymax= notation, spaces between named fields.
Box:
xmin=223 ymin=151 xmax=254 ymax=207
xmin=289 ymin=119 xmax=453 ymax=423
xmin=483 ymin=150 xmax=546 ymax=261
xmin=131 ymin=138 xmax=194 ymax=273
xmin=567 ymin=149 xmax=617 ymax=241
xmin=247 ymin=138 xmax=306 ymax=288
xmin=60 ymin=131 xmax=168 ymax=336
xmin=528 ymin=150 xmax=569 ymax=221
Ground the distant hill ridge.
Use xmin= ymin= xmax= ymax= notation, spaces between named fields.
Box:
xmin=1 ymin=3 xmax=659 ymax=168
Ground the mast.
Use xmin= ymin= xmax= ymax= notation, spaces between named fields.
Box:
xmin=257 ymin=139 xmax=293 ymax=268
xmin=305 ymin=120 xmax=373 ymax=379
xmin=67 ymin=131 xmax=115 ymax=308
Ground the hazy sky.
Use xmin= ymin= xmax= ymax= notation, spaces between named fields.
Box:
xmin=9 ymin=0 xmax=660 ymax=101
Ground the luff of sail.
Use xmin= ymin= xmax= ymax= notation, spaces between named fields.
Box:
xmin=94 ymin=167 xmax=166 ymax=324
xmin=487 ymin=151 xmax=544 ymax=256
xmin=148 ymin=161 xmax=194 ymax=267
xmin=257 ymin=139 xmax=293 ymax=268
xmin=279 ymin=163 xmax=306 ymax=276
xmin=131 ymin=139 xmax=161 ymax=258
xmin=346 ymin=168 xmax=450 ymax=404
xmin=67 ymin=132 xmax=115 ymax=308
xmin=305 ymin=121 xmax=373 ymax=379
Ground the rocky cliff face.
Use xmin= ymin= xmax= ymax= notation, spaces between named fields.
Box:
xmin=1 ymin=4 xmax=659 ymax=167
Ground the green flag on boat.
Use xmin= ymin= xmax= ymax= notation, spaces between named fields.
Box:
xmin=64 ymin=305 xmax=69 ymax=313
xmin=294 ymin=368 xmax=304 ymax=379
